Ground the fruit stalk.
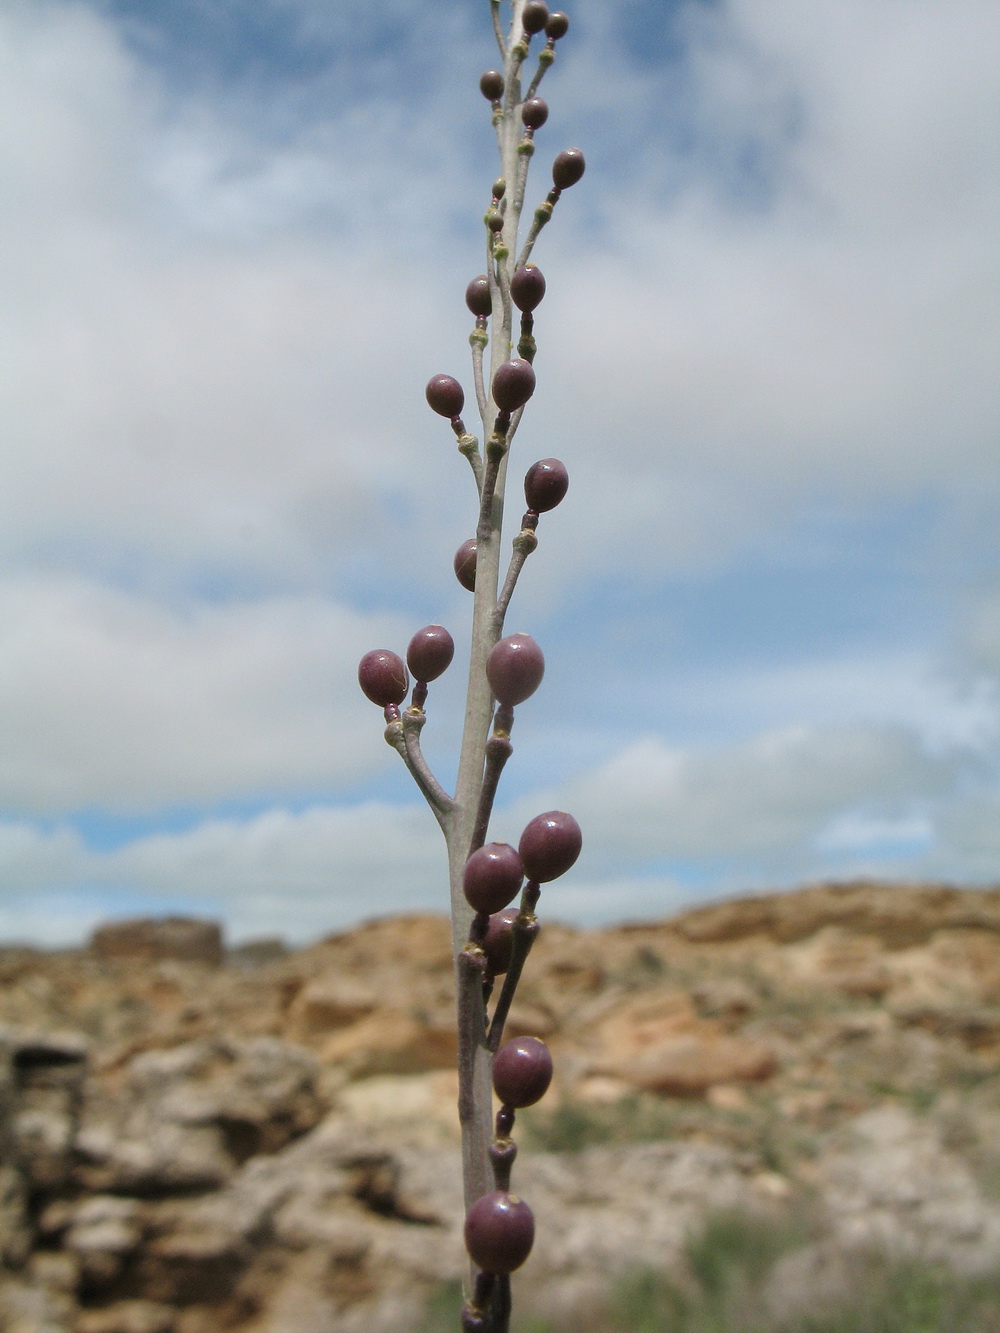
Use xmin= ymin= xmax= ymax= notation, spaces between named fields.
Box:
xmin=358 ymin=3 xmax=585 ymax=1326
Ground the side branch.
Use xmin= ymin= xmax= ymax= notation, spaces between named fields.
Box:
xmin=494 ymin=522 xmax=538 ymax=631
xmin=490 ymin=0 xmax=506 ymax=58
xmin=487 ymin=881 xmax=541 ymax=1051
xmin=385 ymin=713 xmax=455 ymax=828
xmin=471 ymin=705 xmax=515 ymax=852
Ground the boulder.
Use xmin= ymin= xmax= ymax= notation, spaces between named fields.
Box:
xmin=89 ymin=919 xmax=223 ymax=968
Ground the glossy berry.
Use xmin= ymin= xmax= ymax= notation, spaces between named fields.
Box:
xmin=510 ymin=265 xmax=546 ymax=313
xmin=552 ymin=147 xmax=586 ymax=189
xmin=518 ymin=810 xmax=582 ymax=882
xmin=406 ymin=625 xmax=455 ymax=683
xmin=465 ymin=1191 xmax=535 ymax=1274
xmin=466 ymin=274 xmax=492 ymax=318
xmin=479 ymin=69 xmax=504 ymax=101
xmin=521 ymin=1 xmax=549 ymax=34
xmin=426 ymin=374 xmax=465 ymax=418
xmin=454 ymin=539 xmax=477 ymax=591
xmin=358 ymin=650 xmax=409 ymax=708
xmin=521 ymin=97 xmax=549 ymax=130
xmin=464 ymin=843 xmax=524 ymax=915
xmin=493 ymin=1036 xmax=553 ymax=1108
xmin=492 ymin=358 xmax=536 ymax=412
xmin=482 ymin=906 xmax=519 ymax=976
xmin=545 ymin=11 xmax=569 ymax=38
xmin=487 ymin=633 xmax=544 ymax=707
xmin=524 ymin=458 xmax=568 ymax=512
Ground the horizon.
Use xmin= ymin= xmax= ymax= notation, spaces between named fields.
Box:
xmin=4 ymin=874 xmax=997 ymax=954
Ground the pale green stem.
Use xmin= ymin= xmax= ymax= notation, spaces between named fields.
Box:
xmin=449 ymin=0 xmax=529 ymax=1225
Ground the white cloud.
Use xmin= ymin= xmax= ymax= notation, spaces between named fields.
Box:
xmin=0 ymin=575 xmax=413 ymax=812
xmin=0 ymin=802 xmax=449 ymax=945
xmin=537 ymin=0 xmax=1000 ymax=576
xmin=539 ymin=722 xmax=957 ymax=867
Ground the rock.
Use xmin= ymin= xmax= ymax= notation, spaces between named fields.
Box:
xmin=286 ymin=979 xmax=380 ymax=1038
xmin=226 ymin=937 xmax=288 ymax=970
xmin=318 ymin=1010 xmax=457 ymax=1077
xmin=620 ymin=1032 xmax=779 ymax=1096
xmin=0 ymin=1279 xmax=75 ymax=1333
xmin=333 ymin=1071 xmax=460 ymax=1143
xmin=672 ymin=881 xmax=1000 ymax=947
xmin=64 ymin=1195 xmax=144 ymax=1290
xmin=816 ymin=1105 xmax=1000 ymax=1275
xmin=76 ymin=1301 xmax=176 ymax=1333
xmin=1 ymin=1026 xmax=88 ymax=1192
xmin=89 ymin=919 xmax=223 ymax=968
xmin=75 ymin=1037 xmax=323 ymax=1194
xmin=2 ymin=883 xmax=999 ymax=1332
xmin=583 ymin=988 xmax=777 ymax=1096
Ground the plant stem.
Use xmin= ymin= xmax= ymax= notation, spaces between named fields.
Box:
xmin=446 ymin=0 xmax=532 ymax=1254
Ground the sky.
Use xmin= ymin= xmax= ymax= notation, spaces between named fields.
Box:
xmin=1 ymin=0 xmax=998 ymax=946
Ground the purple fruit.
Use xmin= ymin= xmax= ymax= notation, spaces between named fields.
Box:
xmin=493 ymin=1036 xmax=553 ymax=1108
xmin=466 ymin=275 xmax=492 ymax=318
xmin=358 ymin=649 xmax=409 ymax=708
xmin=454 ymin=539 xmax=477 ymax=592
xmin=521 ymin=97 xmax=549 ymax=130
xmin=464 ymin=1191 xmax=535 ymax=1274
xmin=510 ymin=265 xmax=546 ymax=313
xmin=552 ymin=147 xmax=585 ymax=189
xmin=482 ymin=906 xmax=519 ymax=976
xmin=523 ymin=458 xmax=568 ymax=512
xmin=406 ymin=625 xmax=455 ymax=683
xmin=518 ymin=810 xmax=582 ymax=882
xmin=545 ymin=11 xmax=569 ymax=38
xmin=479 ymin=69 xmax=504 ymax=101
xmin=426 ymin=374 xmax=465 ymax=418
xmin=463 ymin=843 xmax=524 ymax=915
xmin=521 ymin=1 xmax=549 ymax=34
xmin=492 ymin=358 xmax=536 ymax=412
xmin=487 ymin=633 xmax=544 ymax=707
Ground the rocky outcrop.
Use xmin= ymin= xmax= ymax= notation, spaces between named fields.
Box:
xmin=89 ymin=920 xmax=224 ymax=969
xmin=1 ymin=882 xmax=998 ymax=1330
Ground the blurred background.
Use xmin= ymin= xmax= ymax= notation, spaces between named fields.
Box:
xmin=1 ymin=0 xmax=998 ymax=946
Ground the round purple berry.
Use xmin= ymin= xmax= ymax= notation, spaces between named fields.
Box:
xmin=426 ymin=374 xmax=465 ymax=418
xmin=487 ymin=633 xmax=544 ymax=707
xmin=492 ymin=358 xmax=536 ymax=413
xmin=466 ymin=274 xmax=492 ymax=318
xmin=454 ymin=539 xmax=477 ymax=592
xmin=464 ymin=1191 xmax=535 ymax=1274
xmin=521 ymin=1 xmax=549 ymax=34
xmin=358 ymin=649 xmax=409 ymax=708
xmin=482 ymin=906 xmax=519 ymax=976
xmin=552 ymin=147 xmax=586 ymax=189
xmin=406 ymin=625 xmax=455 ymax=683
xmin=493 ymin=1036 xmax=553 ymax=1108
xmin=523 ymin=458 xmax=569 ymax=512
xmin=463 ymin=843 xmax=524 ymax=916
xmin=545 ymin=11 xmax=569 ymax=38
xmin=521 ymin=97 xmax=549 ymax=130
xmin=518 ymin=810 xmax=582 ymax=882
xmin=510 ymin=265 xmax=546 ymax=313
xmin=479 ymin=69 xmax=504 ymax=101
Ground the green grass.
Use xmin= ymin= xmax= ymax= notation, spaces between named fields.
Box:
xmin=517 ymin=1094 xmax=683 ymax=1152
xmin=417 ymin=1210 xmax=1000 ymax=1333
